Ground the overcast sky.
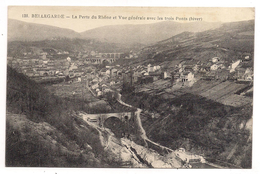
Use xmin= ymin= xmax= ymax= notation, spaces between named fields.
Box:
xmin=8 ymin=6 xmax=255 ymax=33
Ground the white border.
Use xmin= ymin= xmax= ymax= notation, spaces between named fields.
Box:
xmin=1 ymin=1 xmax=259 ymax=174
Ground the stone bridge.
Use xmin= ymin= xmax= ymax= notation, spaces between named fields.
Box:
xmin=85 ymin=57 xmax=118 ymax=64
xmin=80 ymin=112 xmax=133 ymax=126
xmin=85 ymin=53 xmax=124 ymax=64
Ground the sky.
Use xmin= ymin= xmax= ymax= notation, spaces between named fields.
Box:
xmin=8 ymin=6 xmax=255 ymax=32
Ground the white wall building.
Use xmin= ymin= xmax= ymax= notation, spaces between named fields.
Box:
xmin=230 ymin=60 xmax=241 ymax=73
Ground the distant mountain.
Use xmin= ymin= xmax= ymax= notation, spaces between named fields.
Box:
xmin=8 ymin=19 xmax=81 ymax=41
xmin=80 ymin=21 xmax=222 ymax=45
xmin=8 ymin=19 xmax=222 ymax=45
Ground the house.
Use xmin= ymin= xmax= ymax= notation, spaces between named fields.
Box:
xmin=211 ymin=57 xmax=220 ymax=63
xmin=236 ymin=68 xmax=246 ymax=79
xmin=110 ymin=81 xmax=115 ymax=86
xmin=244 ymin=69 xmax=253 ymax=81
xmin=97 ymin=91 xmax=102 ymax=97
xmin=40 ymin=52 xmax=48 ymax=59
xmin=147 ymin=64 xmax=153 ymax=73
xmin=117 ymin=70 xmax=122 ymax=76
xmin=180 ymin=72 xmax=194 ymax=82
xmin=149 ymin=72 xmax=161 ymax=81
xmin=241 ymin=53 xmax=252 ymax=61
xmin=43 ymin=60 xmax=49 ymax=64
xmin=163 ymin=71 xmax=171 ymax=79
xmin=106 ymin=69 xmax=111 ymax=76
xmin=91 ymin=83 xmax=99 ymax=90
xmin=210 ymin=64 xmax=219 ymax=71
xmin=230 ymin=60 xmax=241 ymax=73
xmin=67 ymin=56 xmax=71 ymax=62
xmin=237 ymin=67 xmax=253 ymax=81
xmin=153 ymin=65 xmax=161 ymax=71
xmin=100 ymin=68 xmax=107 ymax=76
xmin=110 ymin=68 xmax=118 ymax=77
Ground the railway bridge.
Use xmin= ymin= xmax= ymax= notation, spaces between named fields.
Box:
xmin=85 ymin=53 xmax=124 ymax=64
xmin=85 ymin=57 xmax=119 ymax=64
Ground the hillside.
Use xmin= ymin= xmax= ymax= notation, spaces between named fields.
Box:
xmin=122 ymin=90 xmax=252 ymax=168
xmin=7 ymin=66 xmax=142 ymax=167
xmin=8 ymin=19 xmax=81 ymax=41
xmin=6 ymin=66 xmax=107 ymax=167
xmin=128 ymin=20 xmax=254 ymax=67
xmin=8 ymin=19 xmax=222 ymax=45
xmin=7 ymin=38 xmax=130 ymax=57
xmin=80 ymin=21 xmax=222 ymax=45
xmin=6 ymin=66 xmax=185 ymax=168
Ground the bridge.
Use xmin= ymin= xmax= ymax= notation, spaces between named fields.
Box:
xmin=80 ymin=112 xmax=132 ymax=127
xmin=85 ymin=57 xmax=118 ymax=64
xmin=85 ymin=53 xmax=124 ymax=64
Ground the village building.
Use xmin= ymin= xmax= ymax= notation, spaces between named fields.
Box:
xmin=163 ymin=71 xmax=171 ymax=79
xmin=180 ymin=72 xmax=195 ymax=82
xmin=148 ymin=72 xmax=161 ymax=81
xmin=91 ymin=83 xmax=99 ymax=90
xmin=230 ymin=60 xmax=241 ymax=73
xmin=236 ymin=67 xmax=253 ymax=81
xmin=210 ymin=64 xmax=219 ymax=71
xmin=211 ymin=57 xmax=220 ymax=63
xmin=110 ymin=68 xmax=118 ymax=78
xmin=106 ymin=69 xmax=111 ymax=76
xmin=241 ymin=52 xmax=252 ymax=61
xmin=99 ymin=68 xmax=107 ymax=76
xmin=40 ymin=52 xmax=48 ymax=59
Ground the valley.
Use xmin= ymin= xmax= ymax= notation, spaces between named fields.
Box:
xmin=6 ymin=17 xmax=254 ymax=168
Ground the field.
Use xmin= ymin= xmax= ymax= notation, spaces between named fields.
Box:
xmin=187 ymin=80 xmax=252 ymax=107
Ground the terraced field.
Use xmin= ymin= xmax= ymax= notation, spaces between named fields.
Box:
xmin=188 ymin=80 xmax=252 ymax=107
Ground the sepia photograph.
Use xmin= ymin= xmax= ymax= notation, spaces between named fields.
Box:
xmin=5 ymin=6 xmax=255 ymax=169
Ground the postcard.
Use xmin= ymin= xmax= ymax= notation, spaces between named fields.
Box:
xmin=6 ymin=6 xmax=254 ymax=169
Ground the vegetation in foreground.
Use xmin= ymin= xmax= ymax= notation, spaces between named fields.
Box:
xmin=6 ymin=66 xmax=111 ymax=167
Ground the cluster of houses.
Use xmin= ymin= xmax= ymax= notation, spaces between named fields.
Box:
xmin=76 ymin=50 xmax=137 ymax=60
xmin=7 ymin=52 xmax=88 ymax=81
xmin=8 ymin=46 xmax=253 ymax=93
xmin=92 ymin=53 xmax=254 ymax=94
xmin=200 ymin=55 xmax=253 ymax=82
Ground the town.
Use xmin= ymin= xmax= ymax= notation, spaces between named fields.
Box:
xmin=7 ymin=46 xmax=253 ymax=107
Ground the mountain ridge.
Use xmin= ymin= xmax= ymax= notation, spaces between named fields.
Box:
xmin=8 ymin=19 xmax=222 ymax=45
